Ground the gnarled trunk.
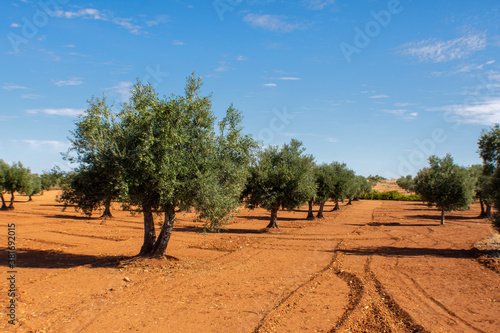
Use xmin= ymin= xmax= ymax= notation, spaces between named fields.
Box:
xmin=441 ymin=208 xmax=445 ymax=225
xmin=1 ymin=193 xmax=7 ymax=210
xmin=139 ymin=205 xmax=156 ymax=256
xmin=8 ymin=192 xmax=15 ymax=209
xmin=151 ymin=205 xmax=175 ymax=257
xmin=266 ymin=202 xmax=280 ymax=228
xmin=101 ymin=198 xmax=113 ymax=218
xmin=306 ymin=201 xmax=315 ymax=220
xmin=28 ymin=195 xmax=33 ymax=202
xmin=347 ymin=198 xmax=352 ymax=205
xmin=332 ymin=199 xmax=339 ymax=211
xmin=485 ymin=204 xmax=492 ymax=218
xmin=316 ymin=201 xmax=325 ymax=219
xmin=479 ymin=198 xmax=485 ymax=217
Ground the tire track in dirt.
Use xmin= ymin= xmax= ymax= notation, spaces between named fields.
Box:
xmin=254 ymin=201 xmax=383 ymax=333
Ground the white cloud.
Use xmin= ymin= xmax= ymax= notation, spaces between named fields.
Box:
xmin=10 ymin=23 xmax=20 ymax=27
xmin=2 ymin=83 xmax=28 ymax=91
xmin=263 ymin=83 xmax=277 ymax=87
xmin=278 ymin=77 xmax=301 ymax=80
xmin=370 ymin=94 xmax=389 ymax=99
xmin=22 ymin=140 xmax=70 ymax=151
xmin=55 ymin=8 xmax=143 ymax=34
xmin=27 ymin=108 xmax=84 ymax=117
xmin=243 ymin=14 xmax=302 ymax=33
xmin=215 ymin=61 xmax=231 ymax=72
xmin=304 ymin=0 xmax=335 ymax=10
xmin=172 ymin=40 xmax=184 ymax=45
xmin=63 ymin=44 xmax=76 ymax=48
xmin=398 ymin=33 xmax=487 ymax=63
xmin=431 ymin=60 xmax=496 ymax=77
xmin=146 ymin=15 xmax=168 ymax=27
xmin=237 ymin=55 xmax=248 ymax=61
xmin=22 ymin=94 xmax=45 ymax=100
xmin=431 ymin=97 xmax=500 ymax=125
xmin=107 ymin=81 xmax=133 ymax=102
xmin=53 ymin=77 xmax=83 ymax=87
xmin=382 ymin=109 xmax=418 ymax=120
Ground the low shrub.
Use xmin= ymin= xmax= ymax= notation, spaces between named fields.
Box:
xmin=360 ymin=190 xmax=422 ymax=201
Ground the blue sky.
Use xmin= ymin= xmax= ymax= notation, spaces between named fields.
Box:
xmin=1 ymin=0 xmax=499 ymax=178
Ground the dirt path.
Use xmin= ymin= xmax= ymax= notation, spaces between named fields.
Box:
xmin=1 ymin=192 xmax=499 ymax=332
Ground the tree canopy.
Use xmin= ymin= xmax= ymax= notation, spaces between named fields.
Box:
xmin=414 ymin=154 xmax=475 ymax=224
xmin=242 ymin=139 xmax=316 ymax=228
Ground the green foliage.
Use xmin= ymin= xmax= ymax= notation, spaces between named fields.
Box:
xmin=41 ymin=166 xmax=66 ymax=190
xmin=242 ymin=139 xmax=316 ymax=227
xmin=346 ymin=175 xmax=371 ymax=200
xmin=61 ymin=95 xmax=124 ymax=217
xmin=361 ymin=190 xmax=421 ymax=201
xmin=414 ymin=154 xmax=475 ymax=224
xmin=478 ymin=124 xmax=500 ymax=231
xmin=367 ymin=174 xmax=386 ymax=186
xmin=396 ymin=175 xmax=415 ymax=193
xmin=23 ymin=174 xmax=42 ymax=199
xmin=65 ymin=73 xmax=256 ymax=255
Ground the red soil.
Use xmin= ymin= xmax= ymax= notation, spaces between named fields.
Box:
xmin=1 ymin=191 xmax=499 ymax=332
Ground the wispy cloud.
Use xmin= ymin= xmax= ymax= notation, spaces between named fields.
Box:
xmin=370 ymin=94 xmax=389 ymax=99
xmin=304 ymin=0 xmax=335 ymax=10
xmin=432 ymin=60 xmax=495 ymax=77
xmin=107 ymin=81 xmax=133 ymax=102
xmin=215 ymin=61 xmax=231 ymax=72
xmin=382 ymin=109 xmax=418 ymax=120
xmin=2 ymin=83 xmax=29 ymax=91
xmin=27 ymin=108 xmax=84 ymax=117
xmin=146 ymin=15 xmax=168 ymax=27
xmin=172 ymin=40 xmax=184 ymax=45
xmin=430 ymin=97 xmax=500 ymax=125
xmin=53 ymin=77 xmax=83 ymax=87
xmin=55 ymin=8 xmax=143 ymax=34
xmin=63 ymin=44 xmax=76 ymax=48
xmin=398 ymin=32 xmax=487 ymax=63
xmin=243 ymin=14 xmax=302 ymax=33
xmin=22 ymin=94 xmax=45 ymax=100
xmin=263 ymin=83 xmax=277 ymax=87
xmin=10 ymin=23 xmax=20 ymax=28
xmin=22 ymin=140 xmax=70 ymax=151
xmin=237 ymin=55 xmax=248 ymax=61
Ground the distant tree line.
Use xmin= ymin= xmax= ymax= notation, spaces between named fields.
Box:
xmin=0 ymin=162 xmax=66 ymax=210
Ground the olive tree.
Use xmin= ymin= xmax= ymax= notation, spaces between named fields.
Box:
xmin=397 ymin=175 xmax=415 ymax=193
xmin=0 ymin=160 xmax=9 ymax=210
xmin=3 ymin=162 xmax=31 ymax=209
xmin=478 ymin=124 xmax=500 ymax=230
xmin=242 ymin=139 xmax=316 ymax=228
xmin=313 ymin=163 xmax=336 ymax=219
xmin=414 ymin=155 xmax=475 ymax=225
xmin=23 ymin=174 xmax=42 ymax=201
xmin=330 ymin=162 xmax=355 ymax=211
xmin=62 ymin=96 xmax=123 ymax=218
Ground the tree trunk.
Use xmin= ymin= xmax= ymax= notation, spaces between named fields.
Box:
xmin=139 ymin=205 xmax=156 ymax=256
xmin=441 ymin=208 xmax=445 ymax=225
xmin=306 ymin=201 xmax=315 ymax=220
xmin=28 ymin=195 xmax=33 ymax=202
xmin=8 ymin=192 xmax=15 ymax=209
xmin=485 ymin=204 xmax=492 ymax=218
xmin=347 ymin=198 xmax=352 ymax=205
xmin=332 ymin=199 xmax=340 ymax=211
xmin=479 ymin=198 xmax=485 ymax=217
xmin=150 ymin=205 xmax=176 ymax=257
xmin=266 ymin=203 xmax=280 ymax=228
xmin=316 ymin=201 xmax=325 ymax=219
xmin=101 ymin=198 xmax=113 ymax=218
xmin=1 ymin=193 xmax=7 ymax=210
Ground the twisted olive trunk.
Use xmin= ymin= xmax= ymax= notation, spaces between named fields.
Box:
xmin=266 ymin=202 xmax=281 ymax=228
xmin=306 ymin=201 xmax=315 ymax=220
xmin=332 ymin=199 xmax=339 ymax=211
xmin=1 ymin=193 xmax=7 ymax=210
xmin=101 ymin=198 xmax=113 ymax=218
xmin=150 ymin=205 xmax=176 ymax=257
xmin=139 ymin=205 xmax=156 ymax=256
xmin=441 ymin=208 xmax=445 ymax=225
xmin=316 ymin=201 xmax=325 ymax=219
